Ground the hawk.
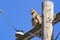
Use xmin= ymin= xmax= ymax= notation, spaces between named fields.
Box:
xmin=30 ymin=9 xmax=42 ymax=28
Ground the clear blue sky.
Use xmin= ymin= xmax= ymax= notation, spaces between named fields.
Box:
xmin=0 ymin=0 xmax=60 ymax=40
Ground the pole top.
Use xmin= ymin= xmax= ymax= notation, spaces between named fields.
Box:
xmin=43 ymin=0 xmax=51 ymax=1
xmin=45 ymin=0 xmax=50 ymax=1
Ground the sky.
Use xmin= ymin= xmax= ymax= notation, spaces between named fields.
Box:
xmin=0 ymin=0 xmax=60 ymax=40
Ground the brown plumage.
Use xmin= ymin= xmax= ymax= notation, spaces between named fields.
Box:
xmin=30 ymin=9 xmax=42 ymax=28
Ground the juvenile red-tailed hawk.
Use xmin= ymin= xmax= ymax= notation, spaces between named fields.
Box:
xmin=30 ymin=9 xmax=42 ymax=28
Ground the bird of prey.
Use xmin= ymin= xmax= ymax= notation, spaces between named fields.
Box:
xmin=30 ymin=9 xmax=42 ymax=28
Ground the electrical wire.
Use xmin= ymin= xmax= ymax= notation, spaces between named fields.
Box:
xmin=1 ymin=13 xmax=18 ymax=31
xmin=55 ymin=32 xmax=60 ymax=40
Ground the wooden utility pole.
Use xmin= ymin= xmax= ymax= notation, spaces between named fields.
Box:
xmin=42 ymin=0 xmax=54 ymax=40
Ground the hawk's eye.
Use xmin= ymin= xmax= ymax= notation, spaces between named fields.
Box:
xmin=31 ymin=11 xmax=34 ymax=15
xmin=31 ymin=13 xmax=34 ymax=15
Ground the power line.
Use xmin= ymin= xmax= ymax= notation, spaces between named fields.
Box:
xmin=0 ymin=11 xmax=18 ymax=31
xmin=55 ymin=32 xmax=60 ymax=40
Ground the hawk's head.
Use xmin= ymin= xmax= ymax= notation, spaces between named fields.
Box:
xmin=30 ymin=9 xmax=37 ymax=18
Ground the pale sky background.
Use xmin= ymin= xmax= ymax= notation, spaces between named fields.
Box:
xmin=0 ymin=0 xmax=60 ymax=40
